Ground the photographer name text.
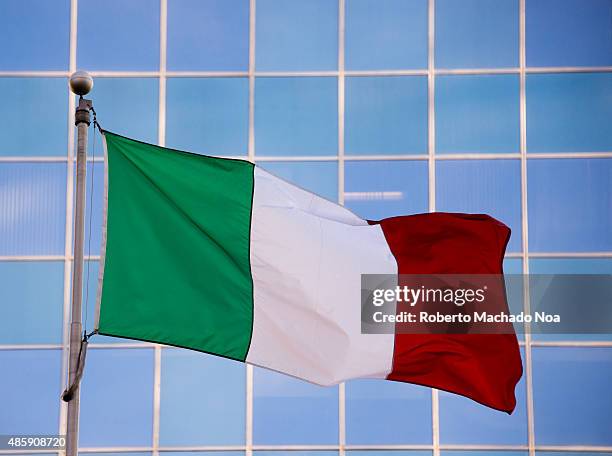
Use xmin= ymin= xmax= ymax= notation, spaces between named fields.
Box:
xmin=372 ymin=310 xmax=561 ymax=324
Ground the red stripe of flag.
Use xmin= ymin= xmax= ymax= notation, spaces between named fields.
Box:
xmin=370 ymin=212 xmax=523 ymax=413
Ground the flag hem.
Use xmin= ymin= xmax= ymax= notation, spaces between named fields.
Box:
xmin=244 ymin=165 xmax=256 ymax=361
xmin=99 ymin=129 xmax=254 ymax=165
xmin=96 ymin=329 xmax=247 ymax=362
xmin=93 ymin=131 xmax=109 ymax=331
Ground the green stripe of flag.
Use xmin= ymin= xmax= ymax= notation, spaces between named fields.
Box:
xmin=97 ymin=132 xmax=255 ymax=361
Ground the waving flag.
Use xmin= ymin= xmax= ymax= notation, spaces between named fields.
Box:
xmin=95 ymin=131 xmax=522 ymax=413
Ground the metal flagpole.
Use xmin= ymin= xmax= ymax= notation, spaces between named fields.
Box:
xmin=64 ymin=71 xmax=94 ymax=456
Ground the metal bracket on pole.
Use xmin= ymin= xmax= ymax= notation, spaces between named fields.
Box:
xmin=75 ymin=97 xmax=92 ymax=126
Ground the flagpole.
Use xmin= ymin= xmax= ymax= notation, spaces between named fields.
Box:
xmin=65 ymin=71 xmax=94 ymax=456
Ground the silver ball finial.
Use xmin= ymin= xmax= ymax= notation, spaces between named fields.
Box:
xmin=69 ymin=71 xmax=93 ymax=96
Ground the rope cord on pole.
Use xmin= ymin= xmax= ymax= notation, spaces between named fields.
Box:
xmin=82 ymin=104 xmax=103 ymax=335
xmin=83 ymin=109 xmax=97 ymax=333
xmin=91 ymin=105 xmax=103 ymax=133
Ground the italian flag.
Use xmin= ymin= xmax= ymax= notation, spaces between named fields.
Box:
xmin=95 ymin=132 xmax=522 ymax=413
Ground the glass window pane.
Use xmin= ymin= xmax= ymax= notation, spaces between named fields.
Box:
xmin=10 ymin=454 xmax=55 ymax=456
xmin=77 ymin=0 xmax=159 ymax=71
xmin=166 ymin=78 xmax=248 ymax=156
xmin=345 ymin=0 xmax=427 ymax=70
xmin=258 ymin=161 xmax=338 ymax=202
xmin=436 ymin=75 xmax=520 ymax=153
xmin=503 ymin=261 xmax=527 ymax=340
xmin=160 ymin=349 xmax=245 ymax=445
xmin=504 ymin=266 xmax=527 ymax=340
xmin=164 ymin=453 xmax=243 ymax=456
xmin=80 ymin=348 xmax=154 ymax=446
xmin=0 ymin=0 xmax=69 ymax=70
xmin=346 ymin=76 xmax=428 ymax=155
xmin=0 ymin=78 xmax=67 ymax=156
xmin=436 ymin=0 xmax=518 ymax=69
xmin=527 ymin=159 xmax=611 ymax=252
xmin=526 ymin=73 xmax=612 ymax=153
xmin=83 ymin=260 xmax=100 ymax=331
xmin=253 ymin=367 xmax=338 ymax=444
xmin=0 ymin=163 xmax=66 ymax=255
xmin=439 ymin=349 xmax=528 ymax=445
xmin=529 ymin=258 xmax=612 ymax=342
xmin=344 ymin=160 xmax=428 ymax=220
xmin=256 ymin=0 xmax=337 ymax=71
xmin=436 ymin=160 xmax=522 ymax=252
xmin=0 ymin=261 xmax=64 ymax=344
xmin=349 ymin=453 xmax=431 ymax=456
xmin=81 ymin=453 xmax=150 ymax=456
xmin=502 ymin=262 xmax=527 ymax=340
xmin=69 ymin=161 xmax=104 ymax=257
xmin=346 ymin=379 xmax=432 ymax=444
xmin=255 ymin=77 xmax=337 ymax=156
xmin=526 ymin=0 xmax=612 ymax=67
xmin=504 ymin=258 xmax=523 ymax=274
xmin=90 ymin=78 xmax=159 ymax=144
xmin=536 ymin=453 xmax=612 ymax=456
xmin=167 ymin=0 xmax=249 ymax=71
xmin=257 ymin=453 xmax=338 ymax=456
xmin=532 ymin=347 xmax=612 ymax=445
xmin=442 ymin=453 xmax=526 ymax=456
xmin=0 ymin=350 xmax=61 ymax=434
xmin=530 ymin=258 xmax=612 ymax=274
xmin=82 ymin=162 xmax=104 ymax=256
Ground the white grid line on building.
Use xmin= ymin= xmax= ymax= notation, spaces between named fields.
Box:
xmin=519 ymin=1 xmax=537 ymax=455
xmin=245 ymin=2 xmax=257 ymax=455
xmin=152 ymin=2 xmax=168 ymax=455
xmin=4 ymin=251 xmax=612 ymax=262
xmin=337 ymin=0 xmax=346 ymax=208
xmin=427 ymin=1 xmax=441 ymax=455
xmin=247 ymin=0 xmax=256 ymax=164
xmin=4 ymin=151 xmax=611 ymax=164
xmin=1 ymin=66 xmax=611 ymax=78
xmin=337 ymin=1 xmax=347 ymax=454
xmin=58 ymin=0 xmax=79 ymax=445
xmin=5 ymin=444 xmax=612 ymax=454
xmin=427 ymin=0 xmax=437 ymax=216
xmin=157 ymin=0 xmax=168 ymax=149
xmin=152 ymin=344 xmax=162 ymax=456
xmin=3 ymin=338 xmax=612 ymax=350
xmin=245 ymin=362 xmax=254 ymax=456
xmin=4 ymin=340 xmax=612 ymax=352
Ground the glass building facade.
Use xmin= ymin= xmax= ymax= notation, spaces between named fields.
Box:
xmin=1 ymin=0 xmax=611 ymax=455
